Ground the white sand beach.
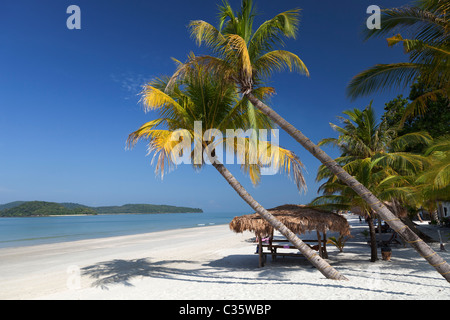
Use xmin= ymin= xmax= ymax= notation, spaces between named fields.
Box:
xmin=0 ymin=214 xmax=449 ymax=300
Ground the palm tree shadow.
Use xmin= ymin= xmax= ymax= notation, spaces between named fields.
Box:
xmin=81 ymin=258 xmax=196 ymax=290
xmin=81 ymin=254 xmax=316 ymax=290
xmin=81 ymin=255 xmax=414 ymax=297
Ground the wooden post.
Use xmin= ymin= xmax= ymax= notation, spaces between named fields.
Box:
xmin=322 ymin=231 xmax=328 ymax=259
xmin=258 ymin=236 xmax=264 ymax=267
xmin=269 ymin=231 xmax=276 ymax=261
xmin=316 ymin=230 xmax=323 ymax=258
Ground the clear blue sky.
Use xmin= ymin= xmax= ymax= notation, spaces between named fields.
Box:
xmin=0 ymin=0 xmax=410 ymax=212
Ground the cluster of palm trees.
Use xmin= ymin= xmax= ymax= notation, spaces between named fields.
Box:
xmin=128 ymin=0 xmax=450 ymax=281
xmin=311 ymin=103 xmax=449 ymax=261
xmin=316 ymin=0 xmax=449 ymax=263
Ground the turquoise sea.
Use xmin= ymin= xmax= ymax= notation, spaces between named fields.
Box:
xmin=0 ymin=212 xmax=242 ymax=249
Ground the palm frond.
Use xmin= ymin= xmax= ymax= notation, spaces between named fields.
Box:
xmin=189 ymin=20 xmax=227 ymax=50
xmin=402 ymin=87 xmax=449 ymax=121
xmin=253 ymin=50 xmax=309 ymax=79
xmin=371 ymin=152 xmax=429 ymax=174
xmin=128 ymin=128 xmax=181 ymax=178
xmin=417 ymin=135 xmax=450 ymax=190
xmin=363 ymin=6 xmax=448 ymax=43
xmin=250 ymin=9 xmax=301 ymax=57
xmin=309 ymin=195 xmax=352 ymax=211
xmin=388 ymin=131 xmax=432 ymax=151
xmin=225 ymin=34 xmax=253 ymax=79
xmin=347 ymin=63 xmax=423 ymax=99
xmin=140 ymin=84 xmax=190 ymax=122
xmin=227 ymin=135 xmax=306 ymax=191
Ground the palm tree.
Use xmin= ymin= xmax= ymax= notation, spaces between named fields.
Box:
xmin=180 ymin=0 xmax=450 ymax=281
xmin=348 ymin=0 xmax=450 ymax=122
xmin=313 ymin=162 xmax=419 ymax=261
xmin=312 ymin=104 xmax=431 ymax=261
xmin=128 ymin=59 xmax=347 ymax=280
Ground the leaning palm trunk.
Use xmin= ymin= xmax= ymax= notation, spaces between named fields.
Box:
xmin=246 ymin=92 xmax=450 ymax=282
xmin=212 ymin=161 xmax=348 ymax=280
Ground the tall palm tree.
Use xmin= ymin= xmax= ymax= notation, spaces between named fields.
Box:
xmin=180 ymin=0 xmax=450 ymax=281
xmin=128 ymin=59 xmax=347 ymax=280
xmin=348 ymin=0 xmax=450 ymax=122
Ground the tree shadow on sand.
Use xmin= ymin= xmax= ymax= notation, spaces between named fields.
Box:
xmin=81 ymin=255 xmax=416 ymax=297
xmin=82 ymin=258 xmax=198 ymax=289
xmin=81 ymin=256 xmax=298 ymax=290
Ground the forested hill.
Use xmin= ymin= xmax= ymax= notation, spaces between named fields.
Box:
xmin=0 ymin=201 xmax=203 ymax=217
xmin=0 ymin=201 xmax=97 ymax=217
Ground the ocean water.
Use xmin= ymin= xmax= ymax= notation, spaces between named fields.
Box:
xmin=0 ymin=212 xmax=242 ymax=249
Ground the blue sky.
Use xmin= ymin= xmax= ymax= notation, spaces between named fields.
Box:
xmin=0 ymin=0 xmax=410 ymax=212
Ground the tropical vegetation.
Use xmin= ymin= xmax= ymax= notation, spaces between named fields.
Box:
xmin=415 ymin=135 xmax=450 ymax=210
xmin=0 ymin=201 xmax=203 ymax=216
xmin=127 ymin=58 xmax=347 ymax=279
xmin=382 ymin=82 xmax=449 ymax=140
xmin=310 ymin=104 xmax=433 ymax=260
xmin=127 ymin=0 xmax=450 ymax=281
xmin=176 ymin=0 xmax=450 ymax=280
xmin=348 ymin=0 xmax=449 ymax=122
xmin=0 ymin=201 xmax=97 ymax=217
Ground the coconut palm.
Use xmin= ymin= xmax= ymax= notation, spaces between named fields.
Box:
xmin=180 ymin=0 xmax=450 ymax=281
xmin=313 ymin=163 xmax=419 ymax=261
xmin=128 ymin=59 xmax=347 ymax=280
xmin=348 ymin=0 xmax=450 ymax=122
xmin=317 ymin=103 xmax=432 ymax=175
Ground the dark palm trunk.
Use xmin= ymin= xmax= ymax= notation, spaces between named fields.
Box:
xmin=401 ymin=216 xmax=436 ymax=242
xmin=367 ymin=216 xmax=378 ymax=262
xmin=212 ymin=162 xmax=348 ymax=280
xmin=246 ymin=92 xmax=450 ymax=282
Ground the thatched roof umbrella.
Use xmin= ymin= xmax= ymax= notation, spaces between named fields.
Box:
xmin=229 ymin=204 xmax=351 ymax=265
xmin=229 ymin=204 xmax=351 ymax=238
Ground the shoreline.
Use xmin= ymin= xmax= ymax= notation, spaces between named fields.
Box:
xmin=0 ymin=223 xmax=231 ymax=251
xmin=0 ymin=211 xmax=205 ymax=218
xmin=1 ymin=215 xmax=449 ymax=300
xmin=0 ymin=212 xmax=237 ymax=250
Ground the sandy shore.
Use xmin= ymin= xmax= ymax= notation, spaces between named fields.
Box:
xmin=0 ymin=214 xmax=449 ymax=300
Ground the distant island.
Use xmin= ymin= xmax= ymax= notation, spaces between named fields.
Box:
xmin=0 ymin=201 xmax=203 ymax=217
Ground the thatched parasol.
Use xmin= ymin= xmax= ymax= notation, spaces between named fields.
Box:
xmin=229 ymin=204 xmax=351 ymax=238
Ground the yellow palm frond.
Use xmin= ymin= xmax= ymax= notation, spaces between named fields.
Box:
xmin=149 ymin=130 xmax=180 ymax=179
xmin=254 ymin=50 xmax=309 ymax=79
xmin=250 ymin=9 xmax=301 ymax=55
xmin=126 ymin=119 xmax=166 ymax=148
xmin=252 ymin=86 xmax=276 ymax=99
xmin=128 ymin=124 xmax=190 ymax=178
xmin=401 ymin=87 xmax=448 ymax=123
xmin=140 ymin=85 xmax=189 ymax=119
xmin=189 ymin=20 xmax=226 ymax=49
xmin=227 ymin=136 xmax=306 ymax=190
xmin=272 ymin=145 xmax=306 ymax=192
xmin=166 ymin=54 xmax=235 ymax=92
xmin=225 ymin=34 xmax=252 ymax=79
